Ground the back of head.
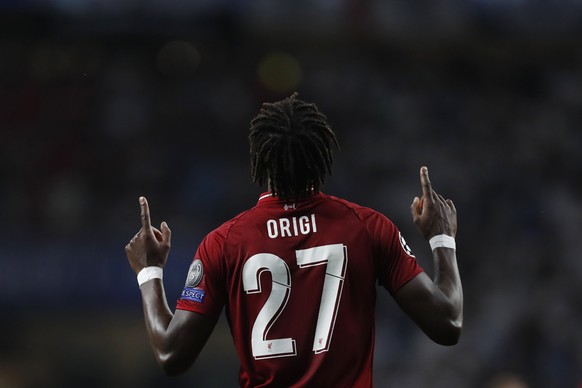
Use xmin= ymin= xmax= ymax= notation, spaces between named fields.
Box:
xmin=249 ymin=93 xmax=340 ymax=201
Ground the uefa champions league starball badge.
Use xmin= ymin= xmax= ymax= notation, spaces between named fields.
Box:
xmin=186 ymin=259 xmax=204 ymax=287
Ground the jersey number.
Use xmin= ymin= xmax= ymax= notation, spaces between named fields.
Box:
xmin=242 ymin=243 xmax=347 ymax=360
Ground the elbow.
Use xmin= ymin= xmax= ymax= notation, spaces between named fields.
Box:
xmin=160 ymin=363 xmax=186 ymax=377
xmin=431 ymin=297 xmax=463 ymax=346
xmin=156 ymin=352 xmax=190 ymax=377
xmin=431 ymin=319 xmax=462 ymax=346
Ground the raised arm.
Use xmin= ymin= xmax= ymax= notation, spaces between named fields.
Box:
xmin=124 ymin=197 xmax=216 ymax=375
xmin=393 ymin=167 xmax=463 ymax=345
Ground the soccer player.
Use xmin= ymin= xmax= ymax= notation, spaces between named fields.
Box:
xmin=125 ymin=93 xmax=463 ymax=387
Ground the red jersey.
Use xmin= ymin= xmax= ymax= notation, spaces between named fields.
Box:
xmin=176 ymin=192 xmax=423 ymax=387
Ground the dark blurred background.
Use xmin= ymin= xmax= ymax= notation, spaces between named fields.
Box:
xmin=1 ymin=1 xmax=581 ymax=387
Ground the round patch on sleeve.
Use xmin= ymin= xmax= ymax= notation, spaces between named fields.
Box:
xmin=185 ymin=259 xmax=204 ymax=287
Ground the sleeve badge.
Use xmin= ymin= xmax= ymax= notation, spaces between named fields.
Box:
xmin=185 ymin=259 xmax=204 ymax=288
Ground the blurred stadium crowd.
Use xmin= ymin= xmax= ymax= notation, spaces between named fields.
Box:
xmin=0 ymin=1 xmax=581 ymax=387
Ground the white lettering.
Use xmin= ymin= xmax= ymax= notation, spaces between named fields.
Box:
xmin=266 ymin=214 xmax=318 ymax=239
xmin=299 ymin=216 xmax=310 ymax=234
xmin=267 ymin=219 xmax=278 ymax=238
xmin=280 ymin=218 xmax=291 ymax=237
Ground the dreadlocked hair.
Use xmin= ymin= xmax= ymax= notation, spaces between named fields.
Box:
xmin=249 ymin=92 xmax=340 ymax=201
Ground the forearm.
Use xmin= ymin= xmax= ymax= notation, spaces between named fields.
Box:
xmin=432 ymin=248 xmax=463 ymax=327
xmin=140 ymin=280 xmax=177 ymax=367
xmin=139 ymin=279 xmax=215 ymax=375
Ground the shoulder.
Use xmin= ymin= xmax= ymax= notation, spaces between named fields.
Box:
xmin=323 ymin=194 xmax=401 ymax=244
xmin=202 ymin=209 xmax=250 ymax=244
xmin=200 ymin=202 xmax=268 ymax=250
xmin=322 ymin=193 xmax=392 ymax=223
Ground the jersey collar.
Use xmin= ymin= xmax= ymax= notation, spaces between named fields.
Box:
xmin=257 ymin=191 xmax=322 ymax=205
xmin=257 ymin=192 xmax=274 ymax=203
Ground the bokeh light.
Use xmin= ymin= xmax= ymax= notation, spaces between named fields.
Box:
xmin=156 ymin=40 xmax=201 ymax=79
xmin=257 ymin=51 xmax=302 ymax=93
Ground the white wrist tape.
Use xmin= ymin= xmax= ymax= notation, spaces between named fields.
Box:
xmin=429 ymin=234 xmax=456 ymax=251
xmin=137 ymin=266 xmax=163 ymax=286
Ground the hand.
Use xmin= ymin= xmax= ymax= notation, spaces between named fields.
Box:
xmin=125 ymin=196 xmax=172 ymax=274
xmin=410 ymin=166 xmax=457 ymax=240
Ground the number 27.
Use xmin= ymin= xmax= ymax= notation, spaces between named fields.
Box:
xmin=242 ymin=243 xmax=348 ymax=360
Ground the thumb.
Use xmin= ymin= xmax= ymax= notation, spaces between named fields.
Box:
xmin=161 ymin=221 xmax=172 ymax=243
xmin=410 ymin=197 xmax=420 ymax=214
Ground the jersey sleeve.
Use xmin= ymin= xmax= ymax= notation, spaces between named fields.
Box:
xmin=175 ymin=226 xmax=228 ymax=320
xmin=362 ymin=209 xmax=423 ymax=295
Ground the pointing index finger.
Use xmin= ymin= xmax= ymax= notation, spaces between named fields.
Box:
xmin=140 ymin=196 xmax=152 ymax=229
xmin=420 ymin=166 xmax=433 ymax=198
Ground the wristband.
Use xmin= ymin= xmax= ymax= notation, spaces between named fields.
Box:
xmin=137 ymin=266 xmax=163 ymax=286
xmin=429 ymin=234 xmax=456 ymax=251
